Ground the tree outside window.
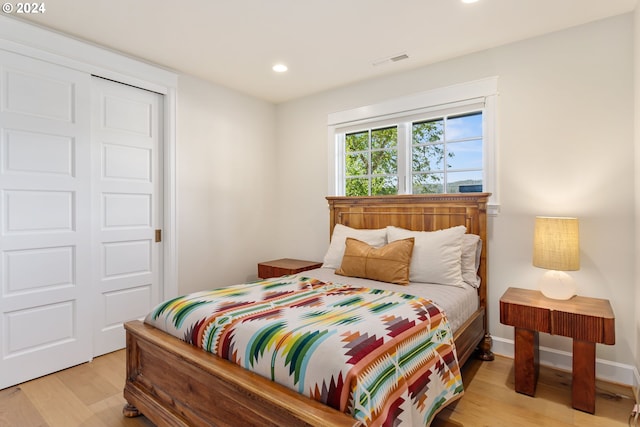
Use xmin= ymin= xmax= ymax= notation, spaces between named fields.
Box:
xmin=412 ymin=112 xmax=483 ymax=194
xmin=343 ymin=112 xmax=482 ymax=196
xmin=345 ymin=126 xmax=398 ymax=196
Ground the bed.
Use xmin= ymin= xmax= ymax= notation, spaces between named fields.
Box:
xmin=123 ymin=193 xmax=493 ymax=427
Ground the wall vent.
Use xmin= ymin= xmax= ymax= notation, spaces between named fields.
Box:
xmin=390 ymin=54 xmax=409 ymax=62
xmin=373 ymin=52 xmax=409 ymax=66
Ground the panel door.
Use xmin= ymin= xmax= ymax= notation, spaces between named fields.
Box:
xmin=0 ymin=50 xmax=93 ymax=388
xmin=91 ymin=77 xmax=163 ymax=356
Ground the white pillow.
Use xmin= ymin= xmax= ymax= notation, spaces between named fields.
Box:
xmin=461 ymin=234 xmax=482 ymax=288
xmin=322 ymin=224 xmax=387 ymax=269
xmin=386 ymin=225 xmax=466 ymax=287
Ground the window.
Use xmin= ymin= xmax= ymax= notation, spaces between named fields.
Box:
xmin=411 ymin=112 xmax=483 ymax=194
xmin=328 ymin=78 xmax=499 ymax=213
xmin=338 ymin=110 xmax=485 ymax=196
xmin=345 ymin=126 xmax=398 ymax=196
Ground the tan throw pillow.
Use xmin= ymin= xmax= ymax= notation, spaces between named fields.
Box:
xmin=336 ymin=237 xmax=415 ymax=285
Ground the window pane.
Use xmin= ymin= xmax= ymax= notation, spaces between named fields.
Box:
xmin=346 ymin=153 xmax=368 ymax=176
xmin=446 ymin=113 xmax=482 ymax=140
xmin=346 ymin=131 xmax=368 ymax=152
xmin=340 ymin=110 xmax=484 ymax=196
xmin=371 ymin=126 xmax=397 ymax=149
xmin=346 ymin=178 xmax=369 ymax=196
xmin=372 ymin=149 xmax=397 ymax=174
xmin=447 ymin=171 xmax=483 ymax=193
xmin=372 ymin=176 xmax=398 ymax=195
xmin=412 ymin=144 xmax=445 ymax=171
xmin=447 ymin=139 xmax=483 ymax=169
xmin=413 ymin=119 xmax=443 ymax=144
xmin=412 ymin=173 xmax=444 ymax=194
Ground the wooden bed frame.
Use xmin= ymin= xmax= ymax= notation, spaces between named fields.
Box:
xmin=123 ymin=193 xmax=493 ymax=427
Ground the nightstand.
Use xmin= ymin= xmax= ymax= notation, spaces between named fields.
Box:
xmin=500 ymin=287 xmax=615 ymax=414
xmin=257 ymin=258 xmax=323 ymax=279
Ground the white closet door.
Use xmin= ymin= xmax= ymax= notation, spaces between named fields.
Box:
xmin=0 ymin=51 xmax=93 ymax=388
xmin=91 ymin=77 xmax=163 ymax=356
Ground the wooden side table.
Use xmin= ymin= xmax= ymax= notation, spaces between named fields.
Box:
xmin=499 ymin=287 xmax=615 ymax=414
xmin=258 ymin=258 xmax=323 ymax=279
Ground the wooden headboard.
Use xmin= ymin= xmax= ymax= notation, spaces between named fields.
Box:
xmin=326 ymin=193 xmax=490 ymax=314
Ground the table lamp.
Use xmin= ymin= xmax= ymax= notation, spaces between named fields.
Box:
xmin=532 ymin=216 xmax=580 ymax=300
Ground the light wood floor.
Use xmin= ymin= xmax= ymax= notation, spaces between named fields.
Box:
xmin=0 ymin=350 xmax=634 ymax=426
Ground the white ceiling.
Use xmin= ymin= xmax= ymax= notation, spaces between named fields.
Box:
xmin=16 ymin=0 xmax=637 ymax=103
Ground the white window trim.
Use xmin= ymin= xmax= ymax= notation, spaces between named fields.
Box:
xmin=328 ymin=77 xmax=500 ymax=215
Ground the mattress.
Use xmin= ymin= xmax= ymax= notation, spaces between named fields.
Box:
xmin=295 ymin=267 xmax=479 ymax=333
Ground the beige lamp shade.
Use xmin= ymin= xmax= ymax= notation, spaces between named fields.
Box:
xmin=533 ymin=217 xmax=580 ymax=271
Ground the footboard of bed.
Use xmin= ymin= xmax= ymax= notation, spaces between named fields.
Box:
xmin=123 ymin=307 xmax=490 ymax=426
xmin=123 ymin=320 xmax=362 ymax=427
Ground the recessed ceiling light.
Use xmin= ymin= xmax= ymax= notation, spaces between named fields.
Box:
xmin=462 ymin=0 xmax=479 ymax=3
xmin=272 ymin=64 xmax=288 ymax=73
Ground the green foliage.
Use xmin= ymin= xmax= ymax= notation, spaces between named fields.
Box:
xmin=345 ymin=127 xmax=398 ymax=196
xmin=411 ymin=120 xmax=450 ymax=194
xmin=346 ymin=131 xmax=368 ymax=151
xmin=345 ymin=178 xmax=368 ymax=196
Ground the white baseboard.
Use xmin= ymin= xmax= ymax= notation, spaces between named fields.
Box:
xmin=492 ymin=336 xmax=639 ymax=388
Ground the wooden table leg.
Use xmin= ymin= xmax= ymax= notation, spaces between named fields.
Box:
xmin=572 ymin=340 xmax=596 ymax=413
xmin=514 ymin=327 xmax=539 ymax=396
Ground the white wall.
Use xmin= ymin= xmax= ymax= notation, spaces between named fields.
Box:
xmin=634 ymin=5 xmax=640 ymax=392
xmin=275 ymin=14 xmax=636 ymax=370
xmin=177 ymin=75 xmax=278 ymax=294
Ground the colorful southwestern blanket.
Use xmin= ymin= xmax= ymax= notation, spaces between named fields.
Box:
xmin=145 ymin=276 xmax=464 ymax=426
